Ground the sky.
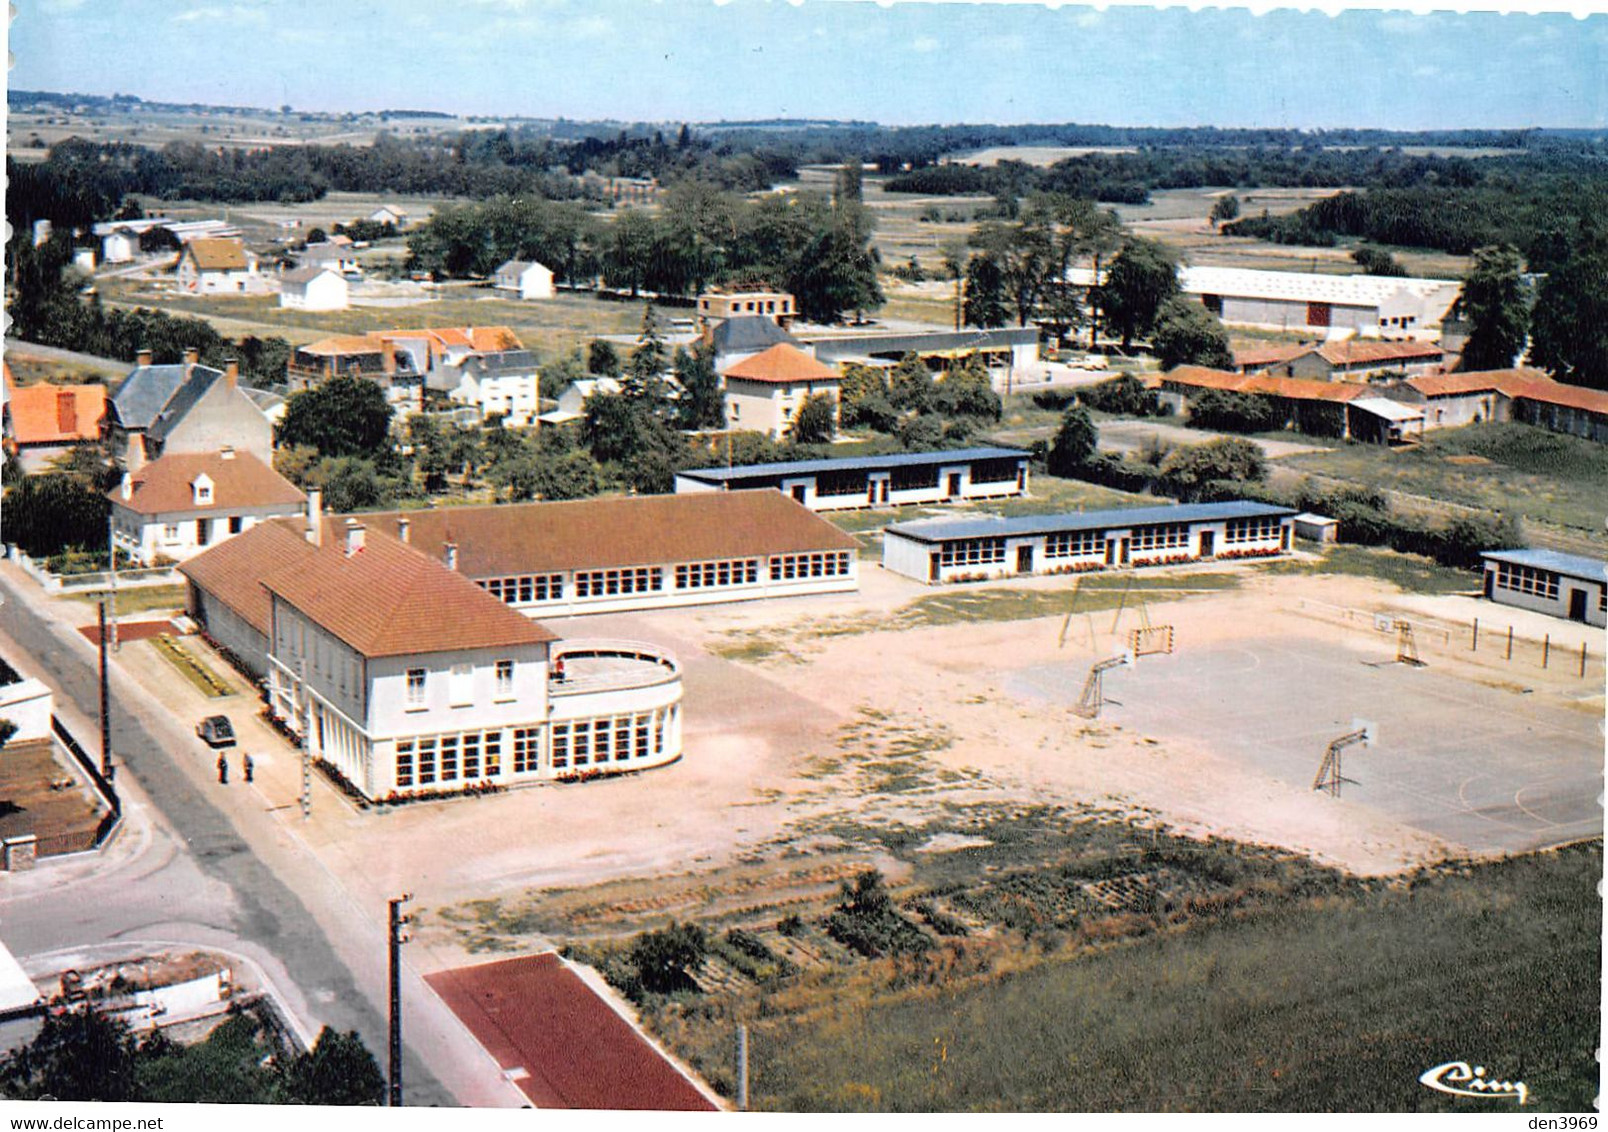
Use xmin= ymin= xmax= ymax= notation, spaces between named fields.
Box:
xmin=10 ymin=0 xmax=1607 ymax=130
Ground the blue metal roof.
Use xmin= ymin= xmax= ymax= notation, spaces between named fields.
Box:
xmin=678 ymin=446 xmax=1029 ymax=485
xmin=1481 ymin=547 xmax=1607 ymax=582
xmin=887 ymin=500 xmax=1296 ymax=543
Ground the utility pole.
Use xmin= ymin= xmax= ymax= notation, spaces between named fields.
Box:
xmin=298 ymin=653 xmax=311 ymax=821
xmin=106 ymin=515 xmax=119 ymax=653
xmin=388 ymin=894 xmax=413 ymax=1107
xmin=97 ymin=599 xmax=113 ymax=780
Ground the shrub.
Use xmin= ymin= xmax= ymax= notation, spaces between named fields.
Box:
xmin=824 ymin=871 xmax=933 ymax=959
xmin=629 ymin=922 xmax=708 ymax=996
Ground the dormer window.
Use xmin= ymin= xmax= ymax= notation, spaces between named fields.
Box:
xmin=192 ymin=472 xmax=214 ymax=507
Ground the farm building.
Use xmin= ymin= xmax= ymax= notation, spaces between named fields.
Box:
xmin=1481 ymin=549 xmax=1605 ymax=628
xmin=493 ymin=259 xmax=555 ymax=301
xmin=1069 ymin=266 xmax=1461 ymax=337
xmin=883 ymin=501 xmax=1295 ymax=584
xmin=1287 ymin=340 xmax=1446 ymax=381
xmin=278 ymin=265 xmax=349 ymax=311
xmin=355 ymin=490 xmax=860 ymax=617
xmin=802 ymin=327 xmax=1040 ymax=383
xmin=674 ymin=447 xmax=1030 ymax=511
xmin=180 ymin=503 xmax=685 ymax=800
xmin=1505 ymin=377 xmax=1608 ymax=444
xmin=1381 ymin=371 xmax=1516 ymax=430
xmin=1154 ymin=367 xmax=1424 ymax=443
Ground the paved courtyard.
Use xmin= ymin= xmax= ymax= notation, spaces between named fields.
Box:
xmin=1007 ymin=635 xmax=1603 ymax=855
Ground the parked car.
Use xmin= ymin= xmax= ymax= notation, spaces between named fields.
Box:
xmin=197 ymin=715 xmax=236 ymax=748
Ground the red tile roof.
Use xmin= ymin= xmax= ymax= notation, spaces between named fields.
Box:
xmin=1231 ymin=344 xmax=1310 ymax=370
xmin=183 ymin=238 xmax=250 ymax=272
xmin=1504 ymin=377 xmax=1608 ymax=415
xmin=1244 ymin=374 xmax=1370 ymax=403
xmin=109 ymin=452 xmax=304 ymax=515
xmin=723 ymin=343 xmax=840 ymax=385
xmin=1406 ymin=371 xmax=1518 ymax=397
xmin=5 ymin=382 xmax=107 ymax=445
xmin=1159 ymin=366 xmax=1257 ymax=392
xmin=1313 ymin=340 xmax=1445 ymax=367
xmin=177 ymin=519 xmax=317 ymax=634
xmin=262 ymin=526 xmax=555 ymax=659
xmin=357 ymin=490 xmax=859 ymax=578
xmin=426 ymin=954 xmax=717 ymax=1111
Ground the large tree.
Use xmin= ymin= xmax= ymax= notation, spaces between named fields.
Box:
xmin=1093 ymin=238 xmax=1180 ymax=350
xmin=790 ymin=393 xmax=837 ymax=445
xmin=1158 ymin=437 xmax=1267 ymax=500
xmin=277 ymin=376 xmax=394 ymax=458
xmin=792 ymin=224 xmax=882 ymax=324
xmin=1046 ymin=406 xmax=1098 ymax=476
xmin=962 ymin=255 xmax=1008 ymax=329
xmin=1151 ymin=296 xmax=1235 ymax=371
xmin=3 ymin=473 xmax=111 ymax=558
xmin=0 ymin=1007 xmax=139 ymax=1101
xmin=1527 ymin=232 xmax=1608 ymax=389
xmin=672 ymin=342 xmax=725 ymax=430
xmin=1458 ymin=244 xmax=1531 ymax=372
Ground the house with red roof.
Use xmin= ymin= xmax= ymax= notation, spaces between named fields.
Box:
xmin=722 ymin=343 xmax=841 ymax=440
xmin=2 ymin=366 xmax=108 ymax=470
xmin=109 ymin=448 xmax=306 ymax=564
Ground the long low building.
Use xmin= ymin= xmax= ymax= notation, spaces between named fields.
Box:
xmin=884 ymin=501 xmax=1295 ymax=584
xmin=674 ymin=447 xmax=1030 ymax=511
xmin=1481 ymin=549 xmax=1605 ymax=627
xmin=361 ymin=490 xmax=861 ymax=616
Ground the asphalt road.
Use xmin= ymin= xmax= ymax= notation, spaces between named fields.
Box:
xmin=0 ymin=576 xmax=456 ymax=1107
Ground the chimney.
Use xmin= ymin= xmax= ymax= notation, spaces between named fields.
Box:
xmin=120 ymin=470 xmax=133 ymax=502
xmin=305 ymin=488 xmax=323 ymax=546
xmin=220 ymin=445 xmax=236 ymax=461
xmin=343 ymin=519 xmax=366 ymax=557
xmin=396 ymin=516 xmax=411 ymax=544
xmin=126 ymin=432 xmax=147 ymax=474
xmin=443 ymin=542 xmax=458 ymax=571
xmin=183 ymin=347 xmax=199 ymax=366
xmin=225 ymin=359 xmax=239 ymax=389
xmin=136 ymin=348 xmax=153 ymax=368
xmin=56 ymin=391 xmax=76 ymax=434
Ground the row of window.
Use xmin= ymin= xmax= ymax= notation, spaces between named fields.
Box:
xmin=1224 ymin=518 xmax=1285 ymax=544
xmin=484 ymin=574 xmax=564 ymax=604
xmin=1132 ymin=523 xmax=1190 ymax=552
xmin=939 ymin=537 xmax=1007 ymax=567
xmin=551 ymin=709 xmax=671 ymax=771
xmin=768 ymin=551 xmax=853 ymax=580
xmin=971 ymin=459 xmax=1025 ymax=486
xmin=1493 ymin=563 xmax=1560 ymax=601
xmin=405 ymin=660 xmax=515 ymax=708
xmin=1045 ymin=531 xmax=1104 ymax=558
xmin=576 ymin=567 xmax=664 ymax=597
xmin=676 ymin=559 xmax=761 ymax=589
xmin=395 ymin=729 xmax=504 ymax=788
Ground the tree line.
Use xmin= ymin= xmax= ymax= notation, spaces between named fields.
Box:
xmin=406 ymin=165 xmax=882 ymax=323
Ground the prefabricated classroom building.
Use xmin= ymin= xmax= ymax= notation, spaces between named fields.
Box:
xmin=1481 ymin=549 xmax=1606 ymax=628
xmin=673 ymin=447 xmax=1030 ymax=512
xmin=884 ymin=501 xmax=1295 ymax=584
xmin=362 ymin=490 xmax=860 ymax=616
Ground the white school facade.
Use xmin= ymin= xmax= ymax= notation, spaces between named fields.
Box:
xmin=883 ymin=501 xmax=1296 ymax=584
xmin=674 ymin=447 xmax=1030 ymax=512
xmin=1481 ymin=549 xmax=1606 ymax=628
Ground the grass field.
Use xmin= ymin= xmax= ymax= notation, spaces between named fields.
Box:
xmin=669 ymin=843 xmax=1600 ymax=1112
xmin=1283 ymin=422 xmax=1608 ymax=534
xmin=1266 ymin=544 xmax=1477 ymax=596
xmin=67 ymin=584 xmax=187 ymax=615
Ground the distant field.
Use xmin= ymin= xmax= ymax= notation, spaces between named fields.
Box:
xmin=1282 ymin=422 xmax=1608 ymax=535
xmin=98 ymin=278 xmax=652 ymax=357
xmin=947 ymin=145 xmax=1139 ymax=166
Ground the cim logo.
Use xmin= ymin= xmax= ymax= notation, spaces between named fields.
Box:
xmin=1419 ymin=1061 xmax=1529 ymax=1106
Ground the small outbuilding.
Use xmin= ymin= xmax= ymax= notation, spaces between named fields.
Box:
xmin=1291 ymin=512 xmax=1339 ymax=544
xmin=493 ymin=259 xmax=555 ymax=301
xmin=1481 ymin=549 xmax=1606 ymax=627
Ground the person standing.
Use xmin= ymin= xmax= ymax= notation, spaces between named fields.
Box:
xmin=243 ymin=754 xmax=255 ymax=783
xmin=217 ymin=753 xmax=229 ymax=785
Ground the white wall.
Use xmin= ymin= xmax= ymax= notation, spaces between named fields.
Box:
xmin=0 ymin=678 xmax=54 ymax=741
xmin=1483 ymin=565 xmax=1607 ymax=628
xmin=118 ymin=505 xmax=301 ymax=564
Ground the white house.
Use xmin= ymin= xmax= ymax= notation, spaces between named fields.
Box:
xmin=101 ymin=228 xmax=143 ymax=264
xmin=175 ymin=239 xmax=266 ymax=295
xmin=675 ymin=447 xmax=1030 ymax=511
xmin=722 ymin=344 xmax=841 ymax=441
xmin=493 ymin=260 xmax=555 ymax=301
xmin=300 ymin=243 xmax=361 ymax=277
xmin=182 ymin=507 xmax=685 ymax=800
xmin=369 ymin=205 xmax=409 ymax=227
xmin=448 ymin=350 xmax=542 ymax=427
xmin=1481 ymin=549 xmax=1606 ymax=627
xmin=884 ymin=501 xmax=1295 ymax=584
xmin=110 ymin=449 xmax=306 ymax=564
xmin=278 ymin=265 xmax=350 ymax=311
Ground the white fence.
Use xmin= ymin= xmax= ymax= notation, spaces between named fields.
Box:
xmin=7 ymin=548 xmax=180 ymax=593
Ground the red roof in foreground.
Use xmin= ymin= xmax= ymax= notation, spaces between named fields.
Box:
xmin=426 ymin=954 xmax=718 ymax=1111
xmin=724 ymin=343 xmax=839 ymax=385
